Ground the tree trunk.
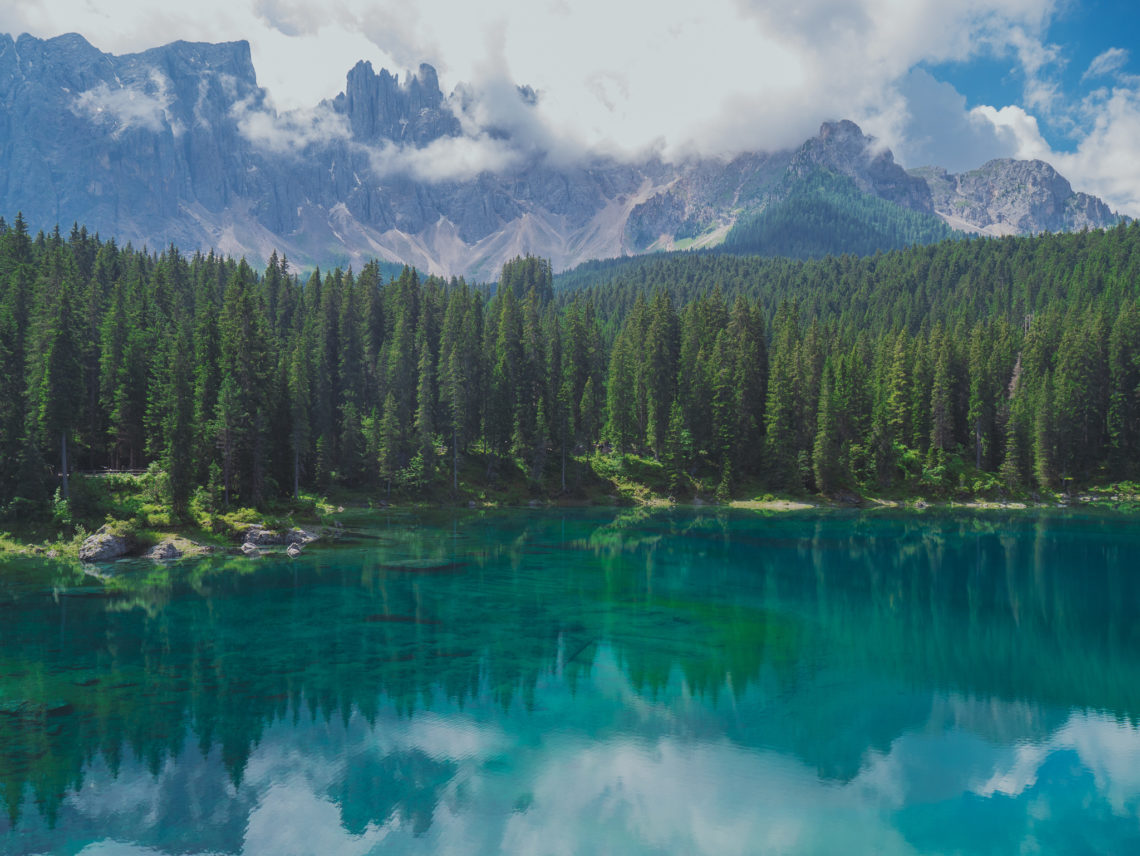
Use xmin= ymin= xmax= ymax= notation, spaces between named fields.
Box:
xmin=60 ymin=429 xmax=69 ymax=501
xmin=452 ymin=425 xmax=458 ymax=495
xmin=293 ymin=446 xmax=300 ymax=499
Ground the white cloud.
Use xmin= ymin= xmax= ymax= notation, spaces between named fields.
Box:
xmin=892 ymin=68 xmax=1020 ymax=170
xmin=8 ymin=0 xmax=1140 ymax=211
xmin=1083 ymin=47 xmax=1130 ymax=82
xmin=971 ymin=102 xmax=1052 ymax=160
xmin=233 ymin=99 xmax=351 ymax=154
xmin=0 ymin=0 xmax=1058 ymax=160
xmin=971 ymin=87 xmax=1140 ymax=215
xmin=364 ymin=135 xmax=522 ymax=183
xmin=73 ymin=69 xmax=183 ymax=136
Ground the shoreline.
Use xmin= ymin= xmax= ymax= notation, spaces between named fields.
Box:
xmin=5 ymin=491 xmax=1139 ymax=564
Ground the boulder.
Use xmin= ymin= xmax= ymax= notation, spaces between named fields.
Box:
xmin=286 ymin=527 xmax=319 ymax=546
xmin=79 ymin=527 xmax=132 ymax=562
xmin=242 ymin=524 xmax=320 ymax=547
xmin=145 ymin=540 xmax=182 ymax=561
xmin=243 ymin=524 xmax=284 ymax=546
xmin=241 ymin=541 xmax=260 ymax=556
xmin=286 ymin=543 xmax=303 ymax=558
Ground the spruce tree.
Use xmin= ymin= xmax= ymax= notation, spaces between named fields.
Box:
xmin=813 ymin=360 xmax=844 ymax=494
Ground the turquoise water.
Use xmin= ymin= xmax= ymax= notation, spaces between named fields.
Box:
xmin=3 ymin=508 xmax=1140 ymax=855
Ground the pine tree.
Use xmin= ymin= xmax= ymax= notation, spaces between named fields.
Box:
xmin=164 ymin=323 xmax=195 ymax=518
xmin=215 ymin=374 xmax=241 ymax=507
xmin=928 ymin=327 xmax=955 ymax=454
xmin=1033 ymin=373 xmax=1057 ymax=491
xmin=32 ymin=249 xmax=84 ymax=500
xmin=378 ymin=391 xmax=400 ymax=494
xmin=287 ymin=338 xmax=311 ymax=498
xmin=729 ymin=297 xmax=767 ymax=477
xmin=664 ymin=398 xmax=687 ymax=496
xmin=813 ymin=360 xmax=844 ymax=494
xmin=765 ymin=302 xmax=801 ymax=488
xmin=216 ymin=261 xmax=272 ymax=502
xmin=605 ymin=329 xmax=636 ymax=454
xmin=1108 ymin=301 xmax=1140 ymax=473
xmin=1000 ymin=370 xmax=1029 ymax=492
xmin=413 ymin=331 xmax=435 ymax=483
xmin=644 ymin=290 xmax=680 ymax=459
xmin=0 ymin=214 xmax=33 ymax=503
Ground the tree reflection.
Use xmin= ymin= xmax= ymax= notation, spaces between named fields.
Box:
xmin=3 ymin=508 xmax=1140 ymax=840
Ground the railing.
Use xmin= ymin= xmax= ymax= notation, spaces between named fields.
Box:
xmin=72 ymin=468 xmax=150 ymax=476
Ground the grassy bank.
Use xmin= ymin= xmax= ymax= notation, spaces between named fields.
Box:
xmin=3 ymin=452 xmax=1140 ymax=559
xmin=0 ymin=466 xmax=336 ymax=559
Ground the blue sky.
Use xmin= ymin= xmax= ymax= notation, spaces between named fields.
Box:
xmin=930 ymin=0 xmax=1140 ymax=153
xmin=2 ymin=0 xmax=1140 ymax=213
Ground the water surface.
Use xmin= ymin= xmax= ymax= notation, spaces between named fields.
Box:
xmin=3 ymin=508 xmax=1140 ymax=855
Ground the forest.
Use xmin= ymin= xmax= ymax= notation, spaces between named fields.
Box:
xmin=3 ymin=214 xmax=1140 ymax=524
xmin=719 ymin=170 xmax=959 ymax=259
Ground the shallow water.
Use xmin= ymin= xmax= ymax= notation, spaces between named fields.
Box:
xmin=3 ymin=508 xmax=1140 ymax=855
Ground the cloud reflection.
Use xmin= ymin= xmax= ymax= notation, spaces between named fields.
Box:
xmin=31 ymin=670 xmax=1140 ymax=856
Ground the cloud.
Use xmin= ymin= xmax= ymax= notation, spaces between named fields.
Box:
xmin=1083 ymin=47 xmax=1130 ymax=82
xmin=364 ymin=134 xmax=522 ymax=183
xmin=1004 ymin=24 xmax=1064 ymax=114
xmin=972 ymin=87 xmax=1140 ymax=215
xmin=891 ymin=68 xmax=1020 ymax=170
xmin=9 ymin=0 xmax=1140 ymax=211
xmin=73 ymin=70 xmax=182 ymax=136
xmin=0 ymin=0 xmax=1060 ymax=160
xmin=230 ymin=74 xmax=527 ymax=180
xmin=233 ymin=99 xmax=351 ymax=154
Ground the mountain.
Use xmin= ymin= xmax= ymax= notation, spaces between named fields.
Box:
xmin=0 ymin=33 xmax=1124 ymax=277
xmin=718 ymin=170 xmax=958 ymax=259
xmin=911 ymin=160 xmax=1120 ymax=236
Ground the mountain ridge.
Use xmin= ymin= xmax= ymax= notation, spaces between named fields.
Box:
xmin=0 ymin=32 xmax=1124 ymax=277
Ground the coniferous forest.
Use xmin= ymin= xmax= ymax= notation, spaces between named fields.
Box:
xmin=4 ymin=213 xmax=1140 ymax=522
xmin=720 ymin=171 xmax=960 ymax=259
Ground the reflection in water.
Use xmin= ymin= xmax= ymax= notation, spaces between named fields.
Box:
xmin=3 ymin=508 xmax=1140 ymax=854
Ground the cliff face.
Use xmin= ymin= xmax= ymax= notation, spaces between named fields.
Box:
xmin=0 ymin=34 xmax=264 ymax=241
xmin=0 ymin=33 xmax=1123 ymax=278
xmin=333 ymin=61 xmax=460 ymax=144
xmin=787 ymin=120 xmax=934 ymax=213
xmin=911 ymin=160 xmax=1120 ymax=236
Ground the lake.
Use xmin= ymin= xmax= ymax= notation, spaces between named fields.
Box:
xmin=3 ymin=508 xmax=1140 ymax=855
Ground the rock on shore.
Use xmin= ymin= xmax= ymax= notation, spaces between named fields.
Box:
xmin=242 ymin=524 xmax=321 ymax=547
xmin=78 ymin=526 xmax=132 ymax=562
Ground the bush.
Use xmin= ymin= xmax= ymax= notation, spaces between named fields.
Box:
xmin=142 ymin=462 xmax=171 ymax=506
xmin=102 ymin=472 xmax=142 ymax=493
xmin=51 ymin=489 xmax=74 ymax=529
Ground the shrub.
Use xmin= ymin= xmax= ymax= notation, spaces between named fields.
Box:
xmin=51 ymin=489 xmax=74 ymax=529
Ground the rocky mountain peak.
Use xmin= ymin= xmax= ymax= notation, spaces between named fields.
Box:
xmin=0 ymin=34 xmax=1125 ymax=278
xmin=335 ymin=60 xmax=459 ymax=145
xmin=789 ymin=119 xmax=934 ymax=213
xmin=1 ymin=32 xmax=113 ymax=93
xmin=816 ymin=118 xmax=873 ymax=152
xmin=134 ymin=39 xmax=257 ymax=82
xmin=913 ymin=157 xmax=1120 ymax=235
